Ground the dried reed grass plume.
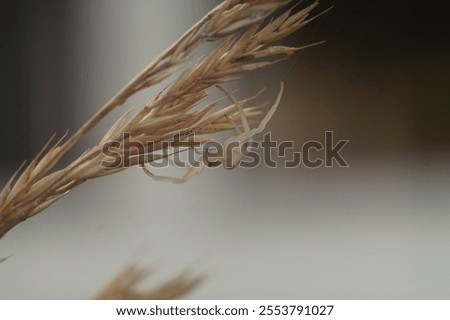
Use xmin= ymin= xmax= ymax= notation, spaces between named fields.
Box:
xmin=0 ymin=0 xmax=323 ymax=239
xmin=95 ymin=265 xmax=203 ymax=300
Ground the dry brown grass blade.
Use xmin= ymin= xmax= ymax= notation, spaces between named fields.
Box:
xmin=0 ymin=255 xmax=11 ymax=264
xmin=95 ymin=265 xmax=203 ymax=300
xmin=0 ymin=0 xmax=323 ymax=239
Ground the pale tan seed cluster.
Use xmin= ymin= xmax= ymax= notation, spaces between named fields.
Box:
xmin=0 ymin=0 xmax=323 ymax=298
xmin=0 ymin=0 xmax=322 ymax=238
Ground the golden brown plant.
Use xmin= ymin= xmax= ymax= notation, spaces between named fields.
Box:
xmin=95 ymin=265 xmax=203 ymax=300
xmin=0 ymin=0 xmax=325 ymax=299
xmin=0 ymin=0 xmax=323 ymax=239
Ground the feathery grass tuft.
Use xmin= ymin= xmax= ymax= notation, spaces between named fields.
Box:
xmin=95 ymin=265 xmax=203 ymax=300
xmin=0 ymin=0 xmax=322 ymax=239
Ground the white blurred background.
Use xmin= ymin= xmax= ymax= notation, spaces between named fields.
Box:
xmin=0 ymin=0 xmax=449 ymax=299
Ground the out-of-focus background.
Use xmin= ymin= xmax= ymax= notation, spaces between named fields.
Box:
xmin=0 ymin=0 xmax=449 ymax=299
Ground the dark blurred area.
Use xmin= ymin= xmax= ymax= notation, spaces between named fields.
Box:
xmin=1 ymin=0 xmax=71 ymax=166
xmin=328 ymin=0 xmax=450 ymax=149
xmin=0 ymin=0 xmax=449 ymax=166
xmin=0 ymin=1 xmax=31 ymax=165
xmin=276 ymin=0 xmax=450 ymax=152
